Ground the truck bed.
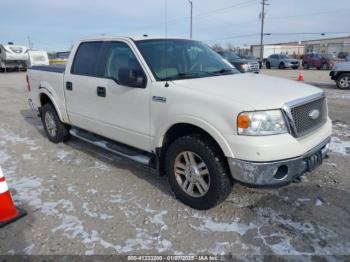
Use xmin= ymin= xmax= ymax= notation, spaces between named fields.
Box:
xmin=30 ymin=64 xmax=66 ymax=73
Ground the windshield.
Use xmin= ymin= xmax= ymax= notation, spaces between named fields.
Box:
xmin=136 ymin=39 xmax=238 ymax=81
xmin=279 ymin=54 xmax=289 ymax=59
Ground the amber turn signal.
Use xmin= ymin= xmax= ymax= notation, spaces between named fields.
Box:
xmin=237 ymin=114 xmax=250 ymax=129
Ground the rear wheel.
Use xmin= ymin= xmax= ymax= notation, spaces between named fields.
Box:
xmin=303 ymin=63 xmax=309 ymax=69
xmin=336 ymin=73 xmax=350 ymax=89
xmin=41 ymin=103 xmax=70 ymax=143
xmin=165 ymin=134 xmax=233 ymax=210
xmin=279 ymin=62 xmax=285 ymax=69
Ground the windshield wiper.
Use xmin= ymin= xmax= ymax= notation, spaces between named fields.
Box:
xmin=159 ymin=69 xmax=234 ymax=81
xmin=210 ymin=68 xmax=235 ymax=75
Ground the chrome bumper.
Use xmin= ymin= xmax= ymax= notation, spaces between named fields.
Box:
xmin=228 ymin=137 xmax=331 ymax=186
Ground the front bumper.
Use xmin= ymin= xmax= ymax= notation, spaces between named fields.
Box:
xmin=330 ymin=71 xmax=338 ymax=80
xmin=227 ymin=137 xmax=331 ymax=186
xmin=286 ymin=63 xmax=299 ymax=69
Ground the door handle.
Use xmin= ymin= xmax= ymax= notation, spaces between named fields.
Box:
xmin=97 ymin=86 xmax=106 ymax=97
xmin=66 ymin=82 xmax=73 ymax=91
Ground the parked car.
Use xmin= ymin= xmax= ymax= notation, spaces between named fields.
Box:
xmin=217 ymin=51 xmax=259 ymax=73
xmin=338 ymin=52 xmax=349 ymax=59
xmin=239 ymin=54 xmax=262 ymax=69
xmin=27 ymin=36 xmax=332 ymax=209
xmin=346 ymin=54 xmax=350 ymax=62
xmin=303 ymin=53 xmax=344 ymax=70
xmin=330 ymin=62 xmax=350 ymax=89
xmin=266 ymin=54 xmax=299 ymax=69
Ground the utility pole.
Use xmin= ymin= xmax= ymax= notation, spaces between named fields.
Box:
xmin=259 ymin=0 xmax=268 ymax=61
xmin=27 ymin=36 xmax=33 ymax=49
xmin=188 ymin=0 xmax=193 ymax=39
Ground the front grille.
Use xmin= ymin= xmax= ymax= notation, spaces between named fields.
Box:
xmin=248 ymin=62 xmax=259 ymax=71
xmin=290 ymin=97 xmax=327 ymax=137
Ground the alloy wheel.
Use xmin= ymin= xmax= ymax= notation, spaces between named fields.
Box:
xmin=174 ymin=151 xmax=210 ymax=198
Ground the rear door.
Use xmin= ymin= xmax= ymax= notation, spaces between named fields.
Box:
xmin=64 ymin=41 xmax=105 ymax=131
xmin=270 ymin=55 xmax=277 ymax=67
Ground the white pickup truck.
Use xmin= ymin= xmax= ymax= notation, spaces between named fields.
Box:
xmin=27 ymin=36 xmax=332 ymax=209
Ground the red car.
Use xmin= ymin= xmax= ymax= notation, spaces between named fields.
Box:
xmin=302 ymin=53 xmax=344 ymax=70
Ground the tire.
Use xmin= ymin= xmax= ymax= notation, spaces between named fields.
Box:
xmin=279 ymin=62 xmax=285 ymax=69
xmin=165 ymin=134 xmax=233 ymax=210
xmin=41 ymin=103 xmax=70 ymax=143
xmin=266 ymin=62 xmax=271 ymax=69
xmin=336 ymin=73 xmax=350 ymax=89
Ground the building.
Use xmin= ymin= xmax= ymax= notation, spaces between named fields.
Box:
xmin=302 ymin=36 xmax=350 ymax=57
xmin=251 ymin=35 xmax=350 ymax=59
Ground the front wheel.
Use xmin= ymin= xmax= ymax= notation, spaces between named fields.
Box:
xmin=266 ymin=62 xmax=271 ymax=69
xmin=336 ymin=73 xmax=350 ymax=89
xmin=41 ymin=103 xmax=70 ymax=143
xmin=279 ymin=62 xmax=285 ymax=69
xmin=165 ymin=134 xmax=233 ymax=210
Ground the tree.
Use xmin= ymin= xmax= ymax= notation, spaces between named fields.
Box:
xmin=226 ymin=43 xmax=234 ymax=51
xmin=212 ymin=43 xmax=223 ymax=52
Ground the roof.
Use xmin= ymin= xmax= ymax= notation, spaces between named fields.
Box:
xmin=78 ymin=35 xmax=189 ymax=42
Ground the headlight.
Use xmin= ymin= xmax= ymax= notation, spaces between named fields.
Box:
xmin=237 ymin=110 xmax=288 ymax=136
xmin=240 ymin=63 xmax=249 ymax=72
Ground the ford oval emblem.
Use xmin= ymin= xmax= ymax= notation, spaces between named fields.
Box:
xmin=308 ymin=109 xmax=320 ymax=120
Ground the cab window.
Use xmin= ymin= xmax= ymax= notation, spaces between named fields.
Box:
xmin=71 ymin=41 xmax=103 ymax=76
xmin=104 ymin=42 xmax=144 ymax=83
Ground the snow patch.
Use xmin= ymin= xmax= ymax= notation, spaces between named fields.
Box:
xmin=330 ymin=137 xmax=350 ymax=156
xmin=82 ymin=202 xmax=113 ymax=220
xmin=190 ymin=218 xmax=256 ymax=236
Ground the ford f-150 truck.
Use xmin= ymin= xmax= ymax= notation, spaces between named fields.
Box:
xmin=27 ymin=36 xmax=332 ymax=210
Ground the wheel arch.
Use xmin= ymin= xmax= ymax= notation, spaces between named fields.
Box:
xmin=38 ymin=92 xmax=64 ymax=122
xmin=156 ymin=119 xmax=235 ymax=159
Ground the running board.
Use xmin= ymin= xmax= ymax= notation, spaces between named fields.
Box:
xmin=69 ymin=128 xmax=153 ymax=166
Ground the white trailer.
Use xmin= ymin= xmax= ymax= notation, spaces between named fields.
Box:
xmin=0 ymin=43 xmax=29 ymax=71
xmin=27 ymin=51 xmax=49 ymax=68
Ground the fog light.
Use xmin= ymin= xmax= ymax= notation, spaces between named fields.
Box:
xmin=274 ymin=165 xmax=288 ymax=180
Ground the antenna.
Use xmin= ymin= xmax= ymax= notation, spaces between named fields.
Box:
xmin=164 ymin=0 xmax=169 ymax=87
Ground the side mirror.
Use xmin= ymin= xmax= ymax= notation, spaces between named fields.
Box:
xmin=118 ymin=68 xmax=146 ymax=88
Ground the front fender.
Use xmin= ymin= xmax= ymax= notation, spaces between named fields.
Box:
xmin=153 ymin=115 xmax=235 ymax=158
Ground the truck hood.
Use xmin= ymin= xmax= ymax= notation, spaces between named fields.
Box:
xmin=228 ymin=58 xmax=257 ymax=64
xmin=173 ymin=73 xmax=322 ymax=110
xmin=333 ymin=62 xmax=350 ymax=71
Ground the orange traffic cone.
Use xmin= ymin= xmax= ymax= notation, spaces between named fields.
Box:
xmin=298 ymin=67 xmax=304 ymax=81
xmin=0 ymin=166 xmax=26 ymax=228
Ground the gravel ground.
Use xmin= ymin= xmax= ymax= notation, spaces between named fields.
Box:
xmin=0 ymin=70 xmax=349 ymax=259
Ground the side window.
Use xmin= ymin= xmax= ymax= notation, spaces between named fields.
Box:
xmin=104 ymin=42 xmax=144 ymax=83
xmin=71 ymin=42 xmax=102 ymax=76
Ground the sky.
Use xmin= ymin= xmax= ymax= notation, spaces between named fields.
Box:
xmin=1 ymin=0 xmax=350 ymax=51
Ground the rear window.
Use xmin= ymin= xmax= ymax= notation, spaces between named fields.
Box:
xmin=71 ymin=42 xmax=102 ymax=76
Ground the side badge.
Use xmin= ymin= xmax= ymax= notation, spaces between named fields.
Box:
xmin=152 ymin=96 xmax=167 ymax=103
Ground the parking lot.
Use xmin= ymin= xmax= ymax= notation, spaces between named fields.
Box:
xmin=0 ymin=69 xmax=350 ymax=257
